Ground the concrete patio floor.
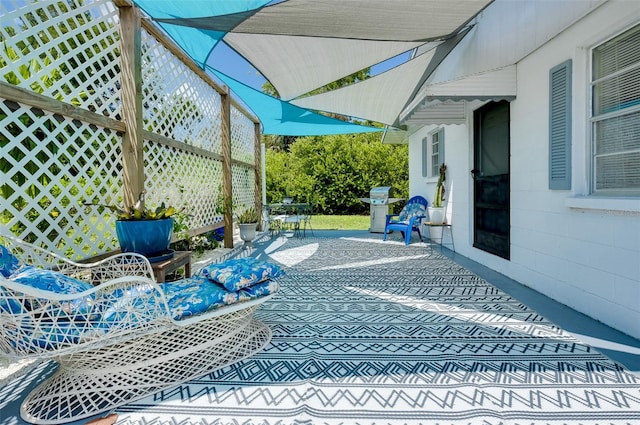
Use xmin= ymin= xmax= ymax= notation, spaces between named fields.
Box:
xmin=1 ymin=230 xmax=638 ymax=424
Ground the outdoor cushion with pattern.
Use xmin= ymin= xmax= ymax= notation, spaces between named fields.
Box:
xmin=1 ymin=265 xmax=107 ymax=352
xmin=398 ymin=203 xmax=425 ymax=223
xmin=101 ymin=283 xmax=157 ymax=323
xmin=200 ymin=257 xmax=285 ymax=291
xmin=238 ymin=279 xmax=279 ymax=300
xmin=0 ymin=244 xmax=21 ymax=278
xmin=4 ymin=319 xmax=109 ymax=352
xmin=160 ymin=276 xmax=279 ymax=320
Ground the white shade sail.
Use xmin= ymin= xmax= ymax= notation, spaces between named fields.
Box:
xmin=289 ymin=30 xmax=470 ymax=126
xmin=167 ymin=0 xmax=493 ymax=41
xmin=225 ymin=34 xmax=422 ymax=100
xmin=291 ymin=50 xmax=437 ymax=125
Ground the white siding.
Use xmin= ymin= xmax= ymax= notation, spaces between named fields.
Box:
xmin=406 ymin=0 xmax=640 ymax=339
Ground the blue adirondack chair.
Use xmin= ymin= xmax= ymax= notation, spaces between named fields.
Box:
xmin=383 ymin=196 xmax=428 ymax=245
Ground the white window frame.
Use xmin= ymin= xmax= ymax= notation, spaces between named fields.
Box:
xmin=429 ymin=128 xmax=445 ymax=178
xmin=589 ymin=23 xmax=640 ymax=197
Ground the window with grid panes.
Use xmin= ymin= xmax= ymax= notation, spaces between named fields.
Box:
xmin=591 ymin=24 xmax=640 ymax=196
xmin=431 ymin=129 xmax=444 ymax=177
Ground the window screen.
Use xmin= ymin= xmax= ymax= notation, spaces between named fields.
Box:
xmin=591 ymin=24 xmax=640 ymax=195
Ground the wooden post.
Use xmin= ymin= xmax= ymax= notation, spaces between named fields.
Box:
xmin=254 ymin=122 xmax=262 ymax=222
xmin=221 ymin=90 xmax=233 ymax=248
xmin=119 ymin=4 xmax=144 ymax=208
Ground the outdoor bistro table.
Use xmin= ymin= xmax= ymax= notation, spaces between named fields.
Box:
xmin=267 ymin=203 xmax=310 ymax=238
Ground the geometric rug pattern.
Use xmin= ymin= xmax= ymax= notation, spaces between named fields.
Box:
xmin=110 ymin=235 xmax=640 ymax=424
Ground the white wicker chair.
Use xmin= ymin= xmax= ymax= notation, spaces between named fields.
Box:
xmin=0 ymin=235 xmax=275 ymax=424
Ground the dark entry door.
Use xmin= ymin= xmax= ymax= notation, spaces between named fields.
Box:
xmin=472 ymin=101 xmax=510 ymax=259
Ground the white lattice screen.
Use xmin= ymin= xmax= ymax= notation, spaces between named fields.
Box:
xmin=0 ymin=99 xmax=123 ymax=257
xmin=231 ymin=107 xmax=257 ymax=215
xmin=1 ymin=0 xmax=258 ymax=259
xmin=0 ymin=0 xmax=122 ymax=117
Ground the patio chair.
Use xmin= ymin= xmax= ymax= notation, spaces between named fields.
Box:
xmin=264 ymin=205 xmax=288 ymax=237
xmin=281 ymin=203 xmax=313 ymax=238
xmin=383 ymin=195 xmax=428 ymax=245
xmin=0 ymin=235 xmax=281 ymax=424
xmin=300 ymin=204 xmax=314 ymax=237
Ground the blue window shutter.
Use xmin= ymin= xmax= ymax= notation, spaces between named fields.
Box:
xmin=549 ymin=60 xmax=572 ymax=190
xmin=422 ymin=137 xmax=428 ymax=177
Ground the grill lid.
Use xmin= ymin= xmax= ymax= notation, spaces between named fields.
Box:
xmin=370 ymin=186 xmax=391 ymax=198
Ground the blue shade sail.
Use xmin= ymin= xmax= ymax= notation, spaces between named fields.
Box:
xmin=211 ymin=70 xmax=382 ymax=136
xmin=134 ymin=0 xmax=270 ymax=21
xmin=132 ymin=0 xmax=490 ymax=135
xmin=135 ymin=0 xmax=271 ymax=68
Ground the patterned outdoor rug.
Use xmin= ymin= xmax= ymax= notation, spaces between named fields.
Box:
xmin=116 ymin=234 xmax=640 ymax=424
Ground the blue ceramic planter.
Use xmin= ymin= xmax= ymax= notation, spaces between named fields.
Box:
xmin=115 ymin=218 xmax=174 ymax=257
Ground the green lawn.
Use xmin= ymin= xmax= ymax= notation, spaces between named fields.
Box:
xmin=310 ymin=215 xmax=370 ymax=230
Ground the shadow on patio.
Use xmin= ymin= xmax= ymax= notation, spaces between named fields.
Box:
xmin=1 ymin=230 xmax=639 ymax=424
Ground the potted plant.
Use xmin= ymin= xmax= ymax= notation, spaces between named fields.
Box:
xmin=237 ymin=207 xmax=260 ymax=245
xmin=86 ymin=192 xmax=180 ymax=258
xmin=428 ymin=163 xmax=447 ymax=224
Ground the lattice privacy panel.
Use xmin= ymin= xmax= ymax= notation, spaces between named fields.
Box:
xmin=145 ymin=141 xmax=224 ymax=231
xmin=231 ymin=107 xmax=257 ymax=214
xmin=231 ymin=107 xmax=255 ymax=163
xmin=1 ymin=0 xmax=259 ymax=259
xmin=140 ymin=27 xmax=254 ymax=230
xmin=0 ymin=0 xmax=122 ymax=118
xmin=141 ymin=28 xmax=223 ymax=153
xmin=0 ymin=99 xmax=123 ymax=258
xmin=232 ymin=165 xmax=256 ymax=216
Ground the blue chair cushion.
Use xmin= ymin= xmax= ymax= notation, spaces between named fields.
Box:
xmin=101 ymin=283 xmax=157 ymax=322
xmin=0 ymin=244 xmax=21 ymax=278
xmin=200 ymin=257 xmax=285 ymax=291
xmin=398 ymin=203 xmax=425 ymax=223
xmin=160 ymin=276 xmax=279 ymax=320
xmin=4 ymin=317 xmax=110 ymax=352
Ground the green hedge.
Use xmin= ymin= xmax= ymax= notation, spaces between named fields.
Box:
xmin=265 ymin=133 xmax=408 ymax=214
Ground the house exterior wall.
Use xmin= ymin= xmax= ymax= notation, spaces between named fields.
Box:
xmin=406 ymin=0 xmax=640 ymax=339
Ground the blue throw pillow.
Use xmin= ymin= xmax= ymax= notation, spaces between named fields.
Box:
xmin=0 ymin=244 xmax=21 ymax=278
xmin=9 ymin=266 xmax=95 ymax=316
xmin=200 ymin=258 xmax=285 ymax=292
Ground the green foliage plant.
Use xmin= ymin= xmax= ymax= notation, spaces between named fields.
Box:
xmin=433 ymin=163 xmax=447 ymax=208
xmin=237 ymin=207 xmax=260 ymax=224
xmin=85 ymin=192 xmax=180 ymax=221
